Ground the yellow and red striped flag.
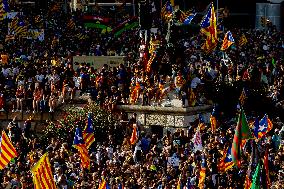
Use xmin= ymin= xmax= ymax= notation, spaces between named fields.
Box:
xmin=73 ymin=128 xmax=90 ymax=169
xmin=0 ymin=131 xmax=17 ymax=169
xmin=83 ymin=113 xmax=95 ymax=149
xmin=130 ymin=124 xmax=138 ymax=145
xmin=31 ymin=153 xmax=56 ymax=189
xmin=238 ymin=34 xmax=248 ymax=47
xmin=221 ymin=31 xmax=235 ymax=51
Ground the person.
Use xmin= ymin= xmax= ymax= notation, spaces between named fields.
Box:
xmin=33 ymin=85 xmax=43 ymax=113
xmin=15 ymin=85 xmax=25 ymax=112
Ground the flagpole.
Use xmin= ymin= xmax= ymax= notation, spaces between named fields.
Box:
xmin=216 ymin=0 xmax=219 ymax=25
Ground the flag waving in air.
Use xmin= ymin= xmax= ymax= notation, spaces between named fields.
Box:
xmin=183 ymin=13 xmax=197 ymax=25
xmin=31 ymin=153 xmax=56 ymax=189
xmin=231 ymin=109 xmax=253 ymax=167
xmin=73 ymin=127 xmax=90 ymax=169
xmin=218 ymin=145 xmax=234 ymax=172
xmin=161 ymin=1 xmax=173 ymax=22
xmin=200 ymin=3 xmax=218 ymax=54
xmin=254 ymin=114 xmax=273 ymax=139
xmin=130 ymin=124 xmax=138 ymax=145
xmin=0 ymin=131 xmax=17 ymax=170
xmin=221 ymin=31 xmax=235 ymax=51
xmin=83 ymin=113 xmax=95 ymax=149
xmin=200 ymin=2 xmax=218 ymax=44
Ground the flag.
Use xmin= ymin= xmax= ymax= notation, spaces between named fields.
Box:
xmin=218 ymin=146 xmax=234 ymax=172
xmin=9 ymin=17 xmax=28 ymax=36
xmin=198 ymin=154 xmax=206 ymax=189
xmin=201 ymin=39 xmax=217 ymax=54
xmin=221 ymin=31 xmax=235 ymax=51
xmin=200 ymin=2 xmax=217 ymax=43
xmin=118 ymin=183 xmax=124 ymax=189
xmin=251 ymin=163 xmax=261 ymax=189
xmin=183 ymin=13 xmax=196 ymax=25
xmin=67 ymin=18 xmax=75 ymax=29
xmin=0 ymin=0 xmax=9 ymax=21
xmin=244 ymin=140 xmax=257 ymax=189
xmin=198 ymin=114 xmax=206 ymax=130
xmin=161 ymin=1 xmax=173 ymax=22
xmin=177 ymin=175 xmax=182 ymax=189
xmin=98 ymin=178 xmax=111 ymax=189
xmin=253 ymin=117 xmax=259 ymax=139
xmin=255 ymin=114 xmax=273 ymax=139
xmin=31 ymin=153 xmax=56 ymax=189
xmin=193 ymin=127 xmax=203 ymax=152
xmin=231 ymin=109 xmax=253 ymax=167
xmin=146 ymin=52 xmax=156 ymax=73
xmin=238 ymin=34 xmax=248 ymax=47
xmin=76 ymin=33 xmax=88 ymax=40
xmin=210 ymin=108 xmax=217 ymax=133
xmin=83 ymin=113 xmax=95 ymax=149
xmin=0 ymin=131 xmax=17 ymax=170
xmin=263 ymin=148 xmax=270 ymax=188
xmin=5 ymin=34 xmax=15 ymax=42
xmin=130 ymin=124 xmax=138 ymax=145
xmin=271 ymin=58 xmax=276 ymax=67
xmin=73 ymin=127 xmax=90 ymax=169
xmin=239 ymin=88 xmax=247 ymax=106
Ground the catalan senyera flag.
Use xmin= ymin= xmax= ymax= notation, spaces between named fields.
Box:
xmin=254 ymin=114 xmax=273 ymax=139
xmin=31 ymin=153 xmax=56 ymax=189
xmin=200 ymin=2 xmax=218 ymax=44
xmin=161 ymin=1 xmax=173 ymax=22
xmin=0 ymin=131 xmax=17 ymax=170
xmin=231 ymin=109 xmax=253 ymax=168
xmin=76 ymin=33 xmax=88 ymax=40
xmin=83 ymin=113 xmax=95 ymax=149
xmin=67 ymin=18 xmax=75 ymax=29
xmin=73 ymin=127 xmax=90 ymax=169
xmin=130 ymin=124 xmax=138 ymax=145
xmin=221 ymin=31 xmax=235 ymax=51
xmin=238 ymin=34 xmax=248 ymax=47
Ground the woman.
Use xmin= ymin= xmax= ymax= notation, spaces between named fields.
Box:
xmin=33 ymin=85 xmax=43 ymax=113
xmin=15 ymin=85 xmax=25 ymax=112
xmin=49 ymin=83 xmax=58 ymax=112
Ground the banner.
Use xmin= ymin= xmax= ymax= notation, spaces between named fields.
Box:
xmin=82 ymin=15 xmax=110 ymax=23
xmin=73 ymin=56 xmax=125 ymax=70
xmin=25 ymin=29 xmax=44 ymax=41
xmin=84 ymin=23 xmax=112 ymax=31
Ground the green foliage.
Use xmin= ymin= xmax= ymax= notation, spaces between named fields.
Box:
xmin=40 ymin=104 xmax=118 ymax=145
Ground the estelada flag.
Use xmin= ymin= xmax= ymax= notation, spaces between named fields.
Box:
xmin=221 ymin=31 xmax=235 ymax=51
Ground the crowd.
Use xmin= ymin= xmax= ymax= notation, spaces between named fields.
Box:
xmin=0 ymin=1 xmax=284 ymax=189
